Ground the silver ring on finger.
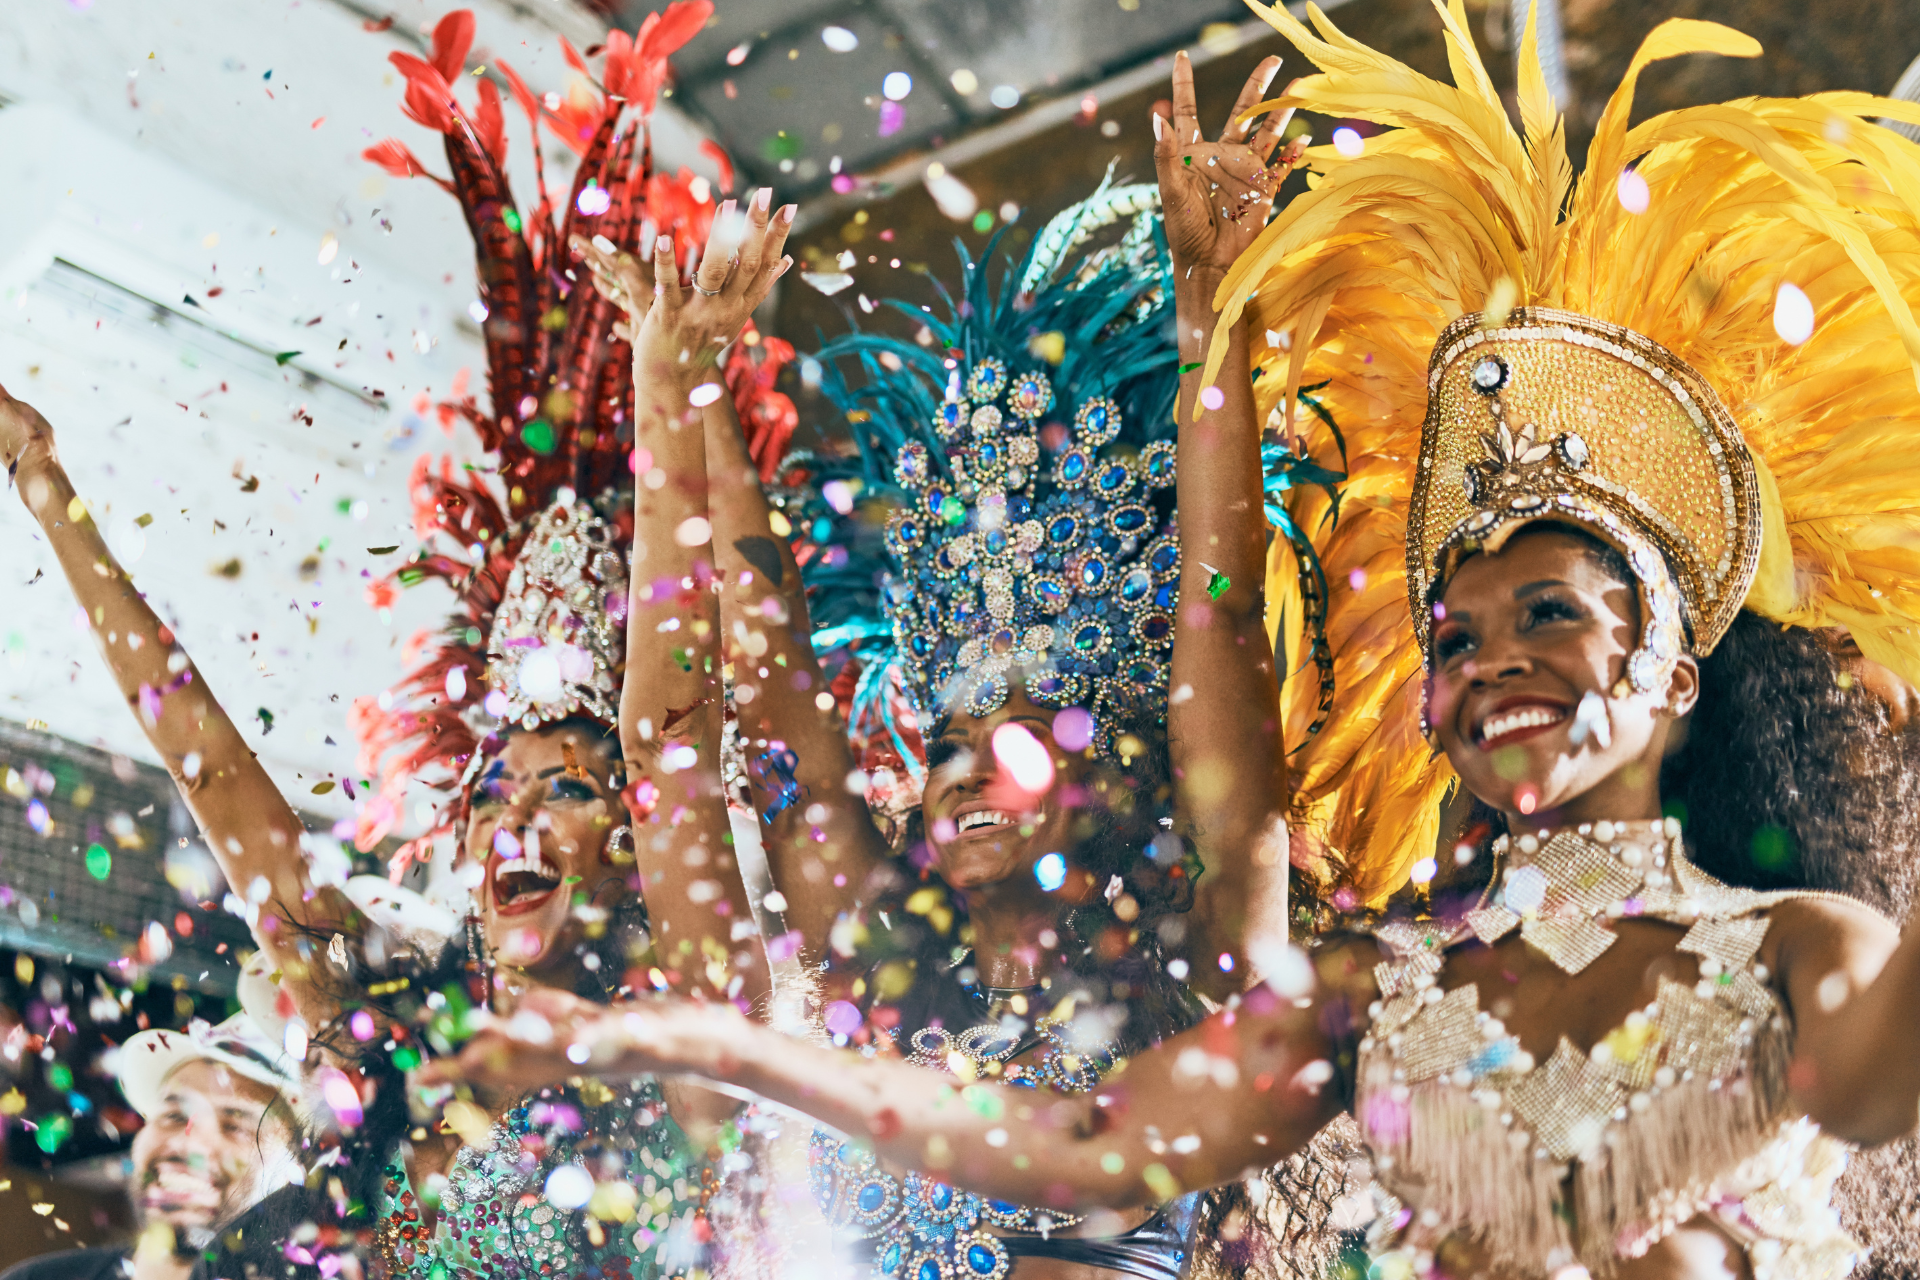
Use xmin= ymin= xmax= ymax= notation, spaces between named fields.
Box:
xmin=694 ymin=283 xmax=724 ymax=297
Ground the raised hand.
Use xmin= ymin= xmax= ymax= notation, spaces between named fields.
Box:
xmin=639 ymin=189 xmax=794 ymax=385
xmin=1154 ymin=52 xmax=1301 ymax=275
xmin=0 ymin=383 xmax=57 ymax=484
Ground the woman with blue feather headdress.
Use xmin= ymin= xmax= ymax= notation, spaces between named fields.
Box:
xmin=461 ymin=52 xmax=1363 ymax=1280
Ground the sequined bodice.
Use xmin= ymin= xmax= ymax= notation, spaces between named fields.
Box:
xmin=1355 ymin=819 xmax=1861 ymax=1278
xmin=377 ymin=1080 xmax=710 ymax=1280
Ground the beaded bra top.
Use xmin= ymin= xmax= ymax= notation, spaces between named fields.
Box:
xmin=1356 ymin=819 xmax=1861 ymax=1277
xmin=809 ymin=991 xmax=1174 ymax=1280
xmin=376 ymin=1080 xmax=710 ymax=1280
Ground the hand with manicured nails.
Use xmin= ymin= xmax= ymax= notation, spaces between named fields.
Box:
xmin=1153 ymin=52 xmax=1299 ymax=275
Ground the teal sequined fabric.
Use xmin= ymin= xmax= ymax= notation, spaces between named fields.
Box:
xmin=378 ymin=1081 xmax=710 ymax=1280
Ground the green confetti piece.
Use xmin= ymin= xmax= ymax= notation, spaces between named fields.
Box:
xmin=503 ymin=207 xmax=523 ymax=234
xmin=47 ymin=1064 xmax=72 ymax=1091
xmin=85 ymin=843 xmax=111 ymax=881
xmin=522 ymin=419 xmax=556 ymax=454
xmin=1177 ymin=361 xmax=1202 ymax=374
xmin=1207 ymin=570 xmax=1230 ymax=601
xmin=274 ymin=351 xmax=301 ymax=366
xmin=35 ymin=1114 xmax=72 ymax=1154
xmin=971 ymin=209 xmax=993 ymax=233
xmin=367 ymin=545 xmax=399 ymax=555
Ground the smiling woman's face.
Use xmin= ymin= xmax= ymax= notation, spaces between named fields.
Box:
xmin=920 ymin=690 xmax=1094 ymax=897
xmin=1429 ymin=526 xmax=1697 ymax=826
xmin=462 ymin=723 xmax=628 ymax=982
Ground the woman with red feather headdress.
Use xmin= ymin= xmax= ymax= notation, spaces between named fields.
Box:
xmin=0 ymin=7 xmax=804 ymax=1277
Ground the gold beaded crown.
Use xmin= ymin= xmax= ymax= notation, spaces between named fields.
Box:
xmin=1200 ymin=0 xmax=1920 ymax=903
xmin=1410 ymin=307 xmax=1763 ymax=697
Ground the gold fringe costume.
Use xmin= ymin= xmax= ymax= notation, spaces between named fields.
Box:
xmin=1197 ymin=0 xmax=1920 ymax=1271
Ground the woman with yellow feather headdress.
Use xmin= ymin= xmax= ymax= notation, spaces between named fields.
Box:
xmin=382 ymin=4 xmax=1920 ymax=1276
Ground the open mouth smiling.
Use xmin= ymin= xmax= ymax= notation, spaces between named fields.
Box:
xmin=952 ymin=808 xmax=1019 ymax=836
xmin=1473 ymin=699 xmax=1571 ymax=750
xmin=491 ymin=853 xmax=563 ymax=914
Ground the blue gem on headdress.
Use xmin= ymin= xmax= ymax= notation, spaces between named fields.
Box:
xmin=878 ymin=1241 xmax=906 ymax=1275
xmin=1047 ymin=513 xmax=1080 ymax=546
xmin=1093 ymin=460 xmax=1135 ymax=498
xmin=1146 ymin=537 xmax=1179 ymax=580
xmin=967 ymin=358 xmax=1009 ymax=403
xmin=1079 ymin=557 xmax=1109 ymax=590
xmin=1073 ymin=621 xmax=1112 ymax=655
xmin=933 ymin=401 xmax=966 ymax=440
xmin=1055 ymin=448 xmax=1092 ymax=488
xmin=1119 ymin=567 xmax=1153 ymax=605
xmin=966 ymin=672 xmax=1009 ymax=716
xmin=915 ymin=1259 xmax=940 ymax=1280
xmin=1032 ymin=576 xmax=1070 ymax=612
xmin=1108 ymin=503 xmax=1151 ymax=537
xmin=889 ymin=516 xmax=925 ymax=554
xmin=1140 ymin=439 xmax=1176 ymax=488
xmin=924 ymin=485 xmax=948 ymax=516
xmin=1028 ymin=670 xmax=1087 ymax=707
xmin=1007 ymin=371 xmax=1053 ymax=420
xmin=1075 ymin=396 xmax=1121 ymax=447
xmin=1153 ymin=581 xmax=1178 ymax=609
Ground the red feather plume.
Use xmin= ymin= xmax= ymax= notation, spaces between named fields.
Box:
xmin=354 ymin=9 xmax=794 ymax=872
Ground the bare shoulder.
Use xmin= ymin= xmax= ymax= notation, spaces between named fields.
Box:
xmin=1766 ymin=892 xmax=1899 ymax=951
xmin=1764 ymin=892 xmax=1901 ymax=982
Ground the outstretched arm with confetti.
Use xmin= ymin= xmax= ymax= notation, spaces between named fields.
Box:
xmin=0 ymin=383 xmax=352 ymax=1039
xmin=1155 ymin=52 xmax=1308 ymax=997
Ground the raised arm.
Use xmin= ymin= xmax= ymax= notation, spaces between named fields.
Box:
xmin=605 ymin=202 xmax=793 ymax=1011
xmin=582 ymin=224 xmax=891 ymax=966
xmin=0 ymin=386 xmax=351 ymax=1034
xmin=700 ymin=390 xmax=892 ymax=960
xmin=423 ymin=934 xmax=1382 ymax=1210
xmin=1154 ymin=53 xmax=1300 ymax=995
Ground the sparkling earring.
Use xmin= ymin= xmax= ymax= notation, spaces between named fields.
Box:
xmin=600 ymin=824 xmax=636 ymax=867
xmin=464 ymin=908 xmax=496 ymax=1009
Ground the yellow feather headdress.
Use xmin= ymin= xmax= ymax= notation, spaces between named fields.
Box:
xmin=1211 ymin=0 xmax=1920 ymax=904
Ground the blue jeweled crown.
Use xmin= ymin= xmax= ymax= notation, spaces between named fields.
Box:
xmin=886 ymin=354 xmax=1178 ymax=734
xmin=805 ymin=177 xmax=1182 ymax=751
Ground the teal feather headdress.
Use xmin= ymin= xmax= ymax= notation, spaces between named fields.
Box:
xmin=787 ymin=180 xmax=1343 ymax=768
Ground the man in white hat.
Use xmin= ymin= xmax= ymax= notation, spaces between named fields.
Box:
xmin=2 ymin=959 xmax=300 ymax=1280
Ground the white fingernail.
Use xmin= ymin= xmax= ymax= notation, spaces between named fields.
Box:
xmin=1152 ymin=113 xmax=1164 ymax=140
xmin=756 ymin=187 xmax=773 ymax=212
xmin=592 ymin=234 xmax=617 ymax=254
xmin=1260 ymin=61 xmax=1280 ymax=92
